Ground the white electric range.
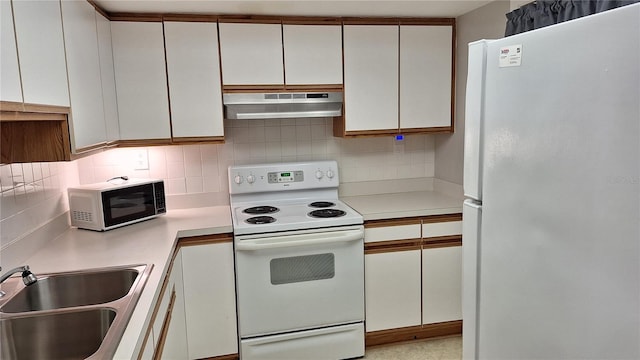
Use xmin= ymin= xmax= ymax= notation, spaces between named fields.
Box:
xmin=228 ymin=161 xmax=365 ymax=360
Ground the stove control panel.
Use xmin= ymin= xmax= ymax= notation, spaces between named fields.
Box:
xmin=268 ymin=170 xmax=304 ymax=183
xmin=229 ymin=161 xmax=339 ymax=194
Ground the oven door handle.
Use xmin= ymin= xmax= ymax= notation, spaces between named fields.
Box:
xmin=235 ymin=229 xmax=363 ymax=251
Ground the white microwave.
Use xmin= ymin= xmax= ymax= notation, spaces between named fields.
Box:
xmin=68 ymin=178 xmax=166 ymax=231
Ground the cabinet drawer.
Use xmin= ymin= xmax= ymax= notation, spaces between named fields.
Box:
xmin=422 ymin=221 xmax=462 ymax=238
xmin=365 ymin=223 xmax=421 ymax=243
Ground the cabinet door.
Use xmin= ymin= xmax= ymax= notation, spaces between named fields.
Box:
xmin=400 ymin=25 xmax=453 ymax=130
xmin=96 ymin=12 xmax=120 ymax=143
xmin=60 ymin=0 xmax=107 ymax=151
xmin=159 ymin=252 xmax=189 ymax=359
xmin=343 ymin=25 xmax=398 ymax=132
xmin=422 ymin=246 xmax=462 ymax=324
xmin=164 ymin=21 xmax=224 ymax=139
xmin=12 ymin=0 xmax=69 ymax=107
xmin=283 ymin=25 xmax=342 ymax=85
xmin=0 ymin=1 xmax=22 ymax=103
xmin=219 ymin=23 xmax=284 ymax=86
xmin=111 ymin=21 xmax=170 ymax=141
xmin=365 ymin=250 xmax=422 ymax=331
xmin=181 ymin=241 xmax=238 ymax=358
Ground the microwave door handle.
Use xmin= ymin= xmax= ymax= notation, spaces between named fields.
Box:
xmin=235 ymin=230 xmax=363 ymax=251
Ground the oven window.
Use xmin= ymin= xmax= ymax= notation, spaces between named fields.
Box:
xmin=270 ymin=253 xmax=335 ymax=285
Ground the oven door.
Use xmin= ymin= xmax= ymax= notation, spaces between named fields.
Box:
xmin=234 ymin=225 xmax=364 ymax=338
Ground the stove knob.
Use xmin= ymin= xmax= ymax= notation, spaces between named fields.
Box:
xmin=315 ymin=170 xmax=324 ymax=179
xmin=326 ymin=170 xmax=335 ymax=179
xmin=234 ymin=175 xmax=244 ymax=184
xmin=247 ymin=174 xmax=256 ymax=184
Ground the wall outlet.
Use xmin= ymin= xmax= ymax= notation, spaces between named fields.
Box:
xmin=133 ymin=149 xmax=149 ymax=170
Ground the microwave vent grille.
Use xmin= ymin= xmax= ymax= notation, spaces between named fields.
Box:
xmin=72 ymin=210 xmax=93 ymax=223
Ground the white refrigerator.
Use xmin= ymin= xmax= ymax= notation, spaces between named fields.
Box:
xmin=462 ymin=3 xmax=639 ymax=359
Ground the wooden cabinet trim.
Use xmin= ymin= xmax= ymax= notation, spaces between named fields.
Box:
xmin=152 ymin=286 xmax=177 ymax=360
xmin=204 ymin=354 xmax=240 ymax=360
xmin=401 ymin=126 xmax=454 ymax=134
xmin=365 ymin=214 xmax=462 ymax=228
xmin=222 ymin=85 xmax=343 ymax=93
xmin=365 ymin=239 xmax=422 ymax=254
xmin=365 ymin=320 xmax=462 ymax=347
xmin=218 ymin=15 xmax=282 ymax=24
xmin=422 ymin=235 xmax=462 ymax=249
xmin=365 ymin=217 xmax=423 ymax=228
xmin=342 ymin=18 xmax=400 ymax=25
xmin=0 ymin=102 xmax=25 ymax=113
xmin=109 ymin=13 xmax=164 ymax=22
xmin=422 ymin=213 xmax=462 ymax=224
xmin=118 ymin=139 xmax=173 ymax=147
xmin=0 ymin=103 xmax=71 ymax=115
xmin=282 ymin=17 xmax=342 ymax=25
xmin=162 ymin=14 xmax=219 ymax=22
xmin=178 ymin=233 xmax=233 ymax=247
xmin=170 ymin=136 xmax=225 ymax=145
xmin=398 ymin=18 xmax=456 ymax=26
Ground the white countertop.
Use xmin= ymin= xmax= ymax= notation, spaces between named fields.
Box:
xmin=341 ymin=190 xmax=464 ymax=221
xmin=23 ymin=206 xmax=232 ymax=360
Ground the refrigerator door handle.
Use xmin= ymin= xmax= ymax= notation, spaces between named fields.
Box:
xmin=462 ymin=199 xmax=482 ymax=360
xmin=463 ymin=41 xmax=489 ymax=201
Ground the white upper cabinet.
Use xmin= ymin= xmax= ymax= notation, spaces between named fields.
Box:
xmin=343 ymin=25 xmax=399 ymax=132
xmin=164 ymin=21 xmax=224 ymax=139
xmin=0 ymin=1 xmax=22 ymax=103
xmin=12 ymin=0 xmax=69 ymax=107
xmin=60 ymin=0 xmax=107 ymax=151
xmin=96 ymin=12 xmax=120 ymax=143
xmin=219 ymin=23 xmax=284 ymax=86
xmin=283 ymin=25 xmax=343 ymax=85
xmin=400 ymin=25 xmax=453 ymax=130
xmin=111 ymin=21 xmax=171 ymax=141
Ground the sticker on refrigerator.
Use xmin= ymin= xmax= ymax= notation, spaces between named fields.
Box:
xmin=499 ymin=45 xmax=522 ymax=67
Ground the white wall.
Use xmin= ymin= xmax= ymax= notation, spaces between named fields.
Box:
xmin=434 ymin=0 xmax=510 ymax=185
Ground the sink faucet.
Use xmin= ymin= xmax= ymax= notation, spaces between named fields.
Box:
xmin=0 ymin=265 xmax=38 ymax=297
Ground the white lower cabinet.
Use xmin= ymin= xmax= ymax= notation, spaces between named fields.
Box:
xmin=142 ymin=250 xmax=189 ymax=360
xmin=141 ymin=238 xmax=238 ymax=360
xmin=181 ymin=241 xmax=238 ymax=359
xmin=365 ymin=250 xmax=422 ymax=331
xmin=422 ymin=246 xmax=462 ymax=324
xmin=364 ymin=215 xmax=462 ymax=337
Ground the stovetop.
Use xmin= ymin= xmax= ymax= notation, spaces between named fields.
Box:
xmin=228 ymin=161 xmax=363 ymax=235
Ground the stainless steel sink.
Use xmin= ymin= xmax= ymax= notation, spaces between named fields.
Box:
xmin=0 ymin=308 xmax=116 ymax=359
xmin=1 ymin=268 xmax=139 ymax=313
xmin=0 ymin=264 xmax=153 ymax=359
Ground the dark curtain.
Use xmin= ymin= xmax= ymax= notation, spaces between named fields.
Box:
xmin=505 ymin=0 xmax=640 ymax=36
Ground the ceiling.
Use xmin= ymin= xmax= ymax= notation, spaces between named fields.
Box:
xmin=93 ymin=0 xmax=496 ymax=18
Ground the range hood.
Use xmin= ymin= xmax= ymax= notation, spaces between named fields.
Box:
xmin=223 ymin=92 xmax=343 ymax=120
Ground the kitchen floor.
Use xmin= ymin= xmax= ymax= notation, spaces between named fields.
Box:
xmin=364 ymin=335 xmax=462 ymax=360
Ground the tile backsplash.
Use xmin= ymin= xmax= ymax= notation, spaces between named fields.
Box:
xmin=77 ymin=118 xmax=436 ymax=197
xmin=0 ymin=161 xmax=77 ymax=251
xmin=0 ymin=118 xmax=435 ymax=262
